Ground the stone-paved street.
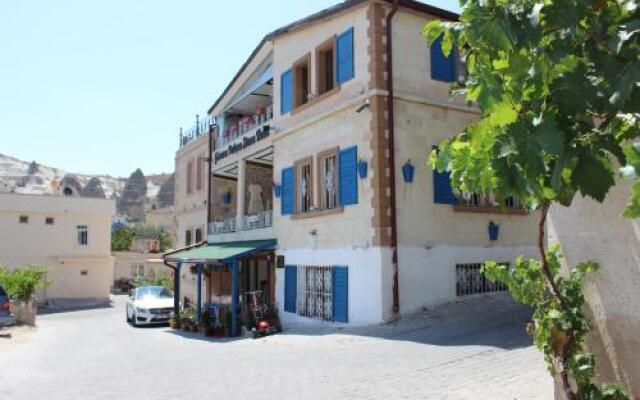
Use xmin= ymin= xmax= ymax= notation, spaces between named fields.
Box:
xmin=0 ymin=293 xmax=552 ymax=400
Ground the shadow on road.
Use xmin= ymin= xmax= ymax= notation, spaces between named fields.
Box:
xmin=38 ymin=300 xmax=114 ymax=315
xmin=163 ymin=292 xmax=534 ymax=350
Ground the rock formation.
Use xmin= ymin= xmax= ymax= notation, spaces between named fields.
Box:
xmin=156 ymin=174 xmax=175 ymax=208
xmin=59 ymin=174 xmax=83 ymax=196
xmin=117 ymin=169 xmax=147 ymax=221
xmin=81 ymin=177 xmax=106 ymax=199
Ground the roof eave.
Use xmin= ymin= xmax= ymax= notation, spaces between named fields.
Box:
xmin=207 ymin=0 xmax=459 ymax=115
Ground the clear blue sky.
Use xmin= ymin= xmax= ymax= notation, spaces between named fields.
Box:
xmin=0 ymin=0 xmax=460 ymax=177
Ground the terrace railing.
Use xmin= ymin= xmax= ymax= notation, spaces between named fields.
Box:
xmin=209 ymin=217 xmax=237 ymax=235
xmin=215 ymin=105 xmax=273 ymax=151
xmin=179 ymin=115 xmax=213 ymax=148
xmin=242 ymin=210 xmax=273 ymax=231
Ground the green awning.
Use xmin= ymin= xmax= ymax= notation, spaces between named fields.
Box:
xmin=164 ymin=239 xmax=276 ymax=264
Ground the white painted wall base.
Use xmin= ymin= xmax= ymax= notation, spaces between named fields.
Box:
xmin=276 ymin=246 xmax=390 ymax=326
xmin=398 ymin=244 xmax=538 ymax=314
xmin=275 ymin=244 xmax=538 ymax=326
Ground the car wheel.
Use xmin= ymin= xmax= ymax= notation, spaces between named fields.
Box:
xmin=131 ymin=312 xmax=138 ymax=327
xmin=126 ymin=307 xmax=132 ymax=323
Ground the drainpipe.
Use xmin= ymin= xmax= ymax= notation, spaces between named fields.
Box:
xmin=206 ymin=121 xmax=215 ymax=235
xmin=386 ymin=1 xmax=400 ymax=315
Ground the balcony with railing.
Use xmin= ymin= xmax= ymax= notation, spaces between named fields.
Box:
xmin=179 ymin=114 xmax=213 ymax=149
xmin=210 ymin=216 xmax=237 ymax=235
xmin=212 ymin=60 xmax=274 ymax=161
xmin=242 ymin=210 xmax=273 ymax=231
xmin=215 ymin=106 xmax=273 ymax=151
xmin=208 ymin=152 xmax=275 ymax=243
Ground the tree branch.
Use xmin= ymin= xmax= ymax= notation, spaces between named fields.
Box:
xmin=537 ymin=200 xmax=575 ymax=399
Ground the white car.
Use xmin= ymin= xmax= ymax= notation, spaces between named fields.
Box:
xmin=125 ymin=286 xmax=175 ymax=327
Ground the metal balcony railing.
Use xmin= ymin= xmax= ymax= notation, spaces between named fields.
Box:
xmin=209 ymin=217 xmax=237 ymax=235
xmin=179 ymin=115 xmax=213 ymax=149
xmin=215 ymin=105 xmax=273 ymax=150
xmin=242 ymin=210 xmax=273 ymax=231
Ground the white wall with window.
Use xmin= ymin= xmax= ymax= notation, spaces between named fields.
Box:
xmin=77 ymin=225 xmax=88 ymax=246
xmin=0 ymin=193 xmax=115 ymax=302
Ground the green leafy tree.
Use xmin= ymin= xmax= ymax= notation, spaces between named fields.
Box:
xmin=0 ymin=265 xmax=49 ymax=302
xmin=423 ymin=0 xmax=638 ymax=398
xmin=133 ymin=274 xmax=173 ymax=290
xmin=157 ymin=230 xmax=173 ymax=252
xmin=111 ymin=226 xmax=135 ymax=252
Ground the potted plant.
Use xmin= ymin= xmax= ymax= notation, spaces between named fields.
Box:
xmin=200 ymin=310 xmax=212 ymax=336
xmin=181 ymin=308 xmax=195 ymax=331
xmin=0 ymin=265 xmax=48 ymax=327
xmin=222 ymin=309 xmax=232 ymax=337
xmin=169 ymin=311 xmax=179 ymax=329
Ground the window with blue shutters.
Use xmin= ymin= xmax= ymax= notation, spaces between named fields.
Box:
xmin=281 ymin=167 xmax=294 ymax=215
xmin=430 ymin=35 xmax=456 ymax=82
xmin=338 ymin=145 xmax=358 ymax=206
xmin=432 ymin=145 xmax=457 ymax=204
xmin=332 ymin=266 xmax=348 ymax=323
xmin=433 ymin=168 xmax=458 ymax=204
xmin=284 ymin=265 xmax=297 ymax=313
xmin=281 ymin=68 xmax=293 ymax=114
xmin=336 ymin=27 xmax=354 ymax=84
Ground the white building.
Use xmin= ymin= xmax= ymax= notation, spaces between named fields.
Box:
xmin=166 ymin=0 xmax=539 ymax=333
xmin=0 ymin=193 xmax=115 ymax=303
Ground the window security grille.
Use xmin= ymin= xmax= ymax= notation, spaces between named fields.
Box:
xmin=297 ymin=266 xmax=333 ymax=321
xmin=456 ymin=263 xmax=508 ymax=296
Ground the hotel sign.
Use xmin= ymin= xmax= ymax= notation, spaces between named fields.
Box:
xmin=214 ymin=126 xmax=270 ymax=164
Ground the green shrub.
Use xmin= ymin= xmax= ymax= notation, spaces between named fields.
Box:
xmin=0 ymin=265 xmax=49 ymax=302
xmin=133 ymin=274 xmax=173 ymax=290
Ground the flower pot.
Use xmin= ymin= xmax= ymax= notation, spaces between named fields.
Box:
xmin=488 ymin=223 xmax=499 ymax=241
xmin=14 ymin=299 xmax=37 ymax=326
xmin=357 ymin=160 xmax=368 ymax=179
xmin=169 ymin=319 xmax=177 ymax=329
xmin=273 ymin=185 xmax=281 ymax=198
xmin=402 ymin=161 xmax=415 ymax=183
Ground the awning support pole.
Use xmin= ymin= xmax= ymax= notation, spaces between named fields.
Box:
xmin=196 ymin=264 xmax=202 ymax=324
xmin=174 ymin=262 xmax=182 ymax=322
xmin=231 ymin=258 xmax=239 ymax=337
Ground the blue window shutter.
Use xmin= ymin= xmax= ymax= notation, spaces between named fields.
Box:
xmin=332 ymin=266 xmax=348 ymax=323
xmin=281 ymin=167 xmax=294 ymax=215
xmin=284 ymin=265 xmax=297 ymax=313
xmin=338 ymin=146 xmax=358 ymax=206
xmin=336 ymin=27 xmax=354 ymax=84
xmin=281 ymin=68 xmax=293 ymax=114
xmin=430 ymin=35 xmax=456 ymax=82
xmin=433 ymin=169 xmax=458 ymax=204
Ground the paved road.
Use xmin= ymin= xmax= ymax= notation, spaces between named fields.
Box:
xmin=0 ymin=294 xmax=552 ymax=400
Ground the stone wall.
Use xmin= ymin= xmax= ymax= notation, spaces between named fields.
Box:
xmin=547 ymin=180 xmax=640 ymax=398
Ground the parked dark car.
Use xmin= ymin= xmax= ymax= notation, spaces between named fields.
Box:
xmin=0 ymin=285 xmax=15 ymax=327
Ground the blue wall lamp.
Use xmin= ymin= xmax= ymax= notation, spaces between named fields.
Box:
xmin=357 ymin=159 xmax=368 ymax=179
xmin=488 ymin=221 xmax=500 ymax=241
xmin=402 ymin=159 xmax=415 ymax=183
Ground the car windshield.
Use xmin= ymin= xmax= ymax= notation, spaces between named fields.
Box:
xmin=136 ymin=286 xmax=173 ymax=300
xmin=0 ymin=286 xmax=7 ymax=298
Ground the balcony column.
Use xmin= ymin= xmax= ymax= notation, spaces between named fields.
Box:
xmin=236 ymin=159 xmax=246 ymax=231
